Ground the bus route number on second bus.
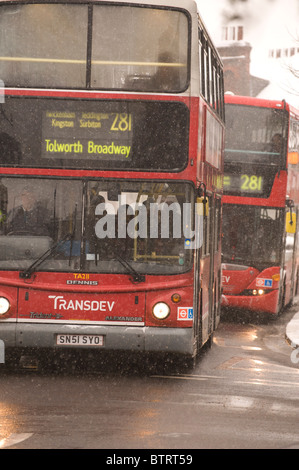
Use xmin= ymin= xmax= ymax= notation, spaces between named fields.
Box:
xmin=241 ymin=174 xmax=263 ymax=192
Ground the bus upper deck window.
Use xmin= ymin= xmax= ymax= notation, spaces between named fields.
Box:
xmin=91 ymin=6 xmax=189 ymax=92
xmin=0 ymin=4 xmax=87 ymax=88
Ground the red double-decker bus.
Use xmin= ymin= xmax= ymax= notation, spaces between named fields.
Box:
xmin=0 ymin=0 xmax=224 ymax=364
xmin=222 ymin=94 xmax=299 ymax=317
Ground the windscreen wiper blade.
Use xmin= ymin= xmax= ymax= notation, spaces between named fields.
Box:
xmin=115 ymin=255 xmax=145 ymax=283
xmin=19 ymin=232 xmax=73 ymax=279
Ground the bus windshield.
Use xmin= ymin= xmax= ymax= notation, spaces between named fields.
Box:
xmin=0 ymin=178 xmax=195 ymax=275
xmin=0 ymin=3 xmax=189 ymax=92
xmin=222 ymin=204 xmax=284 ymax=268
xmin=225 ymin=104 xmax=287 ymax=166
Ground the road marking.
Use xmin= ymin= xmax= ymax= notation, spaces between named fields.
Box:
xmin=226 ymin=396 xmax=255 ymax=409
xmin=152 ymin=372 xmax=299 ymax=389
xmin=146 ymin=387 xmax=299 ymax=416
xmin=151 ymin=375 xmax=208 ymax=381
xmin=151 ymin=374 xmax=225 ymax=381
xmin=0 ymin=433 xmax=33 ymax=449
xmin=217 ymin=356 xmax=245 ymax=369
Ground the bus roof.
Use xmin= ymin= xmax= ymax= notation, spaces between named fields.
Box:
xmin=0 ymin=0 xmax=198 ymax=11
xmin=224 ymin=93 xmax=299 ymax=118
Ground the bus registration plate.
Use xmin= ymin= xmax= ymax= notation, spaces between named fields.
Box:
xmin=56 ymin=334 xmax=104 ymax=347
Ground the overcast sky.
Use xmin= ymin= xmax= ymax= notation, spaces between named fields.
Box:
xmin=196 ymin=0 xmax=299 ymax=58
xmin=196 ymin=0 xmax=299 ymax=106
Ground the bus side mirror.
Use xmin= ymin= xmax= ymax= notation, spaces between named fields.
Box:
xmin=286 ymin=212 xmax=296 ymax=234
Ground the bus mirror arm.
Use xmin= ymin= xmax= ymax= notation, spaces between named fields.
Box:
xmin=197 ymin=182 xmax=206 ymax=199
xmin=286 ymin=198 xmax=294 ymax=209
xmin=197 ymin=182 xmax=208 ymax=217
xmin=286 ymin=198 xmax=295 ymax=226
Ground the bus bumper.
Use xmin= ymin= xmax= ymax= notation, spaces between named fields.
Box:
xmin=221 ymin=289 xmax=279 ymax=314
xmin=0 ymin=322 xmax=194 ymax=356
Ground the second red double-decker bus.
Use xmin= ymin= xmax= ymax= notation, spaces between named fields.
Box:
xmin=0 ymin=0 xmax=224 ymax=364
xmin=222 ymin=94 xmax=299 ymax=317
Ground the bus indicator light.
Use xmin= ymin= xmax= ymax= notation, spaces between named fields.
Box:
xmin=171 ymin=293 xmax=181 ymax=303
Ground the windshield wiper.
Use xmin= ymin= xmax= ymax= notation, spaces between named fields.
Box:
xmin=19 ymin=232 xmax=73 ymax=279
xmin=115 ymin=255 xmax=145 ymax=283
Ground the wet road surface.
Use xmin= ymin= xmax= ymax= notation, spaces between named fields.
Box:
xmin=1 ymin=301 xmax=299 ymax=449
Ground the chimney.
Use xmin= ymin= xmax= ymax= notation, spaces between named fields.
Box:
xmin=222 ymin=26 xmax=244 ymax=41
xmin=217 ymin=26 xmax=252 ymax=95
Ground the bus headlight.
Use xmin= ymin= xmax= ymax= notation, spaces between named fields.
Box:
xmin=0 ymin=297 xmax=10 ymax=315
xmin=152 ymin=302 xmax=170 ymax=320
xmin=251 ymin=289 xmax=265 ymax=296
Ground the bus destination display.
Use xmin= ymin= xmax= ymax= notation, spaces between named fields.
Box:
xmin=223 ymin=173 xmax=264 ymax=194
xmin=42 ymin=110 xmax=133 ymax=161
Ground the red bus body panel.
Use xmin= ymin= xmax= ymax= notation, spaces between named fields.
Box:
xmin=222 ymin=265 xmax=280 ymax=314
